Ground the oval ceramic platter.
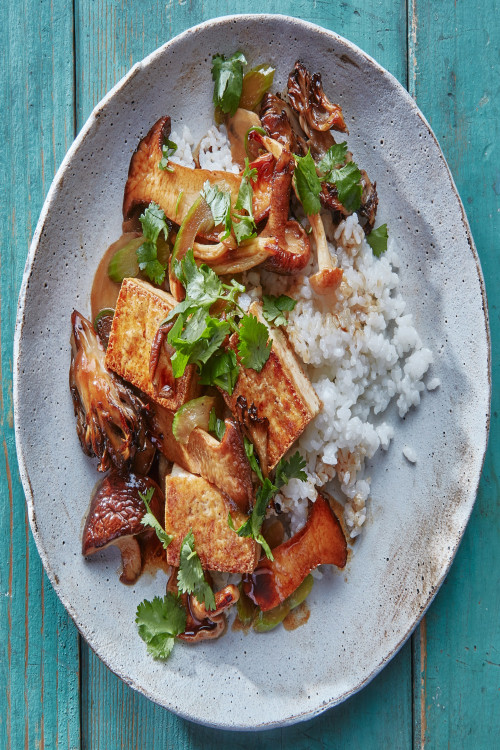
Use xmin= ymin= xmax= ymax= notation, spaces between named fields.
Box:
xmin=14 ymin=15 xmax=489 ymax=730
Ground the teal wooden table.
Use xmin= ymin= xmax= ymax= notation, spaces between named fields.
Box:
xmin=1 ymin=1 xmax=498 ymax=747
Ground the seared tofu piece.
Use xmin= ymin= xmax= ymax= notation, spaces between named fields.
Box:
xmin=105 ymin=278 xmax=199 ymax=411
xmin=165 ymin=472 xmax=259 ymax=573
xmin=148 ymin=406 xmax=253 ymax=512
xmin=224 ymin=302 xmax=321 ymax=471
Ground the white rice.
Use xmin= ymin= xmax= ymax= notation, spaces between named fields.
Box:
xmin=170 ymin=125 xmax=435 ymax=540
xmin=403 ymin=446 xmax=418 ymax=463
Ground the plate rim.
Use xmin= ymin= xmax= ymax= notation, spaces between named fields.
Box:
xmin=13 ymin=13 xmax=491 ymax=730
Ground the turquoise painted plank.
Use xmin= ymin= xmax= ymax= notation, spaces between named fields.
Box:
xmin=409 ymin=0 xmax=500 ymax=746
xmin=75 ymin=1 xmax=412 ymax=748
xmin=0 ymin=2 xmax=81 ymax=749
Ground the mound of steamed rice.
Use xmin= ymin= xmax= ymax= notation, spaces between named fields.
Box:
xmin=172 ymin=124 xmax=438 ymax=540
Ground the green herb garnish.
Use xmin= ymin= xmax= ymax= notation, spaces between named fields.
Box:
xmin=262 ymin=294 xmax=297 ymax=326
xmin=139 ymin=487 xmax=173 ymax=551
xmin=366 ymin=224 xmax=388 ymax=257
xmin=318 ymin=142 xmax=349 ymax=177
xmin=136 ymin=202 xmax=169 ymax=285
xmin=294 ymin=150 xmax=322 ymax=215
xmin=159 ymin=137 xmax=178 ymax=171
xmin=229 ymin=451 xmax=307 ymax=560
xmin=177 ymin=530 xmax=216 ymax=611
xmin=237 ymin=314 xmax=272 ymax=372
xmin=233 ymin=158 xmax=258 ymax=244
xmin=201 ymin=181 xmax=232 ymax=238
xmin=211 ymin=51 xmax=247 ymax=116
xmin=209 ymin=408 xmax=227 ymax=441
xmin=136 ymin=594 xmax=186 ymax=660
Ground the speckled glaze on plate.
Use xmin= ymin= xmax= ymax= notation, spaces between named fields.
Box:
xmin=14 ymin=15 xmax=490 ymax=730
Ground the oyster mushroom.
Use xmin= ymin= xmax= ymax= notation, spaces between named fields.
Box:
xmin=123 ymin=116 xmax=273 ymax=240
xmin=70 ymin=310 xmax=148 ymax=472
xmin=243 ymin=493 xmax=347 ymax=611
xmin=260 ymin=93 xmax=307 ymax=155
xmin=287 ymin=60 xmax=348 ymax=136
xmin=308 ymin=212 xmax=343 ymax=295
xmin=82 ymin=471 xmax=164 ymax=584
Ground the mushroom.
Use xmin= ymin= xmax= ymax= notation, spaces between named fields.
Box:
xmin=191 ymin=149 xmax=310 ymax=276
xmin=287 ymin=60 xmax=348 ymax=136
xmin=167 ymin=568 xmax=239 ymax=642
xmin=122 ymin=116 xmax=273 ymax=240
xmin=82 ymin=471 xmax=164 ymax=584
xmin=308 ymin=213 xmax=343 ymax=295
xmin=69 ymin=310 xmax=148 ymax=472
xmin=357 ymin=169 xmax=379 ymax=234
xmin=243 ymin=493 xmax=347 ymax=611
xmin=260 ymin=149 xmax=311 ymax=274
xmin=260 ymin=93 xmax=307 ymax=155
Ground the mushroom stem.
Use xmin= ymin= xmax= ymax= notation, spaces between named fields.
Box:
xmin=308 ymin=213 xmax=343 ymax=295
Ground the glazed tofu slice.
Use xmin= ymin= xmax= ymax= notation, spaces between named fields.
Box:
xmin=224 ymin=302 xmax=321 ymax=471
xmin=105 ymin=278 xmax=199 ymax=410
xmin=165 ymin=471 xmax=259 ymax=574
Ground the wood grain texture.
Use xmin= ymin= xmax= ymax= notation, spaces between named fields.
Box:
xmin=409 ymin=1 xmax=500 ymax=747
xmin=0 ymin=2 xmax=81 ymax=749
xmin=75 ymin=1 xmax=412 ymax=747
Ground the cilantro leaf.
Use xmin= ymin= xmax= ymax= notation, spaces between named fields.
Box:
xmin=229 ymin=450 xmax=308 ymax=560
xmin=294 ymin=151 xmax=322 ymax=215
xmin=199 ymin=349 xmax=239 ymax=394
xmin=139 ymin=202 xmax=169 ymax=243
xmin=201 ymin=181 xmax=232 ymax=237
xmin=325 ymin=162 xmax=363 ymax=212
xmin=136 ymin=202 xmax=169 ymax=284
xmin=318 ymin=142 xmax=348 ymax=178
xmin=262 ymin=294 xmax=297 ymax=326
xmin=233 ymin=158 xmax=258 ymax=244
xmin=177 ymin=531 xmax=216 ymax=611
xmin=237 ymin=314 xmax=272 ymax=372
xmin=243 ymin=436 xmax=263 ymax=483
xmin=208 ymin=408 xmax=227 ymax=441
xmin=139 ymin=488 xmax=173 ymax=551
xmin=159 ymin=137 xmax=178 ymax=171
xmin=211 ymin=51 xmax=247 ymax=116
xmin=136 ymin=594 xmax=186 ymax=660
xmin=274 ymin=451 xmax=308 ymax=489
xmin=229 ymin=477 xmax=276 ymax=561
xmin=233 ymin=215 xmax=257 ymax=244
xmin=366 ymin=224 xmax=388 ymax=257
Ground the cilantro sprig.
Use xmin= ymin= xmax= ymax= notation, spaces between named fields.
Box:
xmin=159 ymin=137 xmax=178 ymax=171
xmin=233 ymin=159 xmax=258 ymax=244
xmin=262 ymin=294 xmax=296 ymax=326
xmin=177 ymin=530 xmax=216 ymax=611
xmin=294 ymin=143 xmax=363 ymax=216
xmin=366 ymin=223 xmax=388 ymax=257
xmin=162 ymin=250 xmax=271 ymax=392
xmin=201 ymin=181 xmax=232 ymax=239
xmin=237 ymin=314 xmax=272 ymax=372
xmin=294 ymin=151 xmax=322 ymax=215
xmin=139 ymin=487 xmax=173 ymax=552
xmin=202 ymin=160 xmax=258 ymax=246
xmin=211 ymin=51 xmax=247 ymax=116
xmin=209 ymin=408 xmax=227 ymax=441
xmin=137 ymin=202 xmax=169 ymax=285
xmin=136 ymin=594 xmax=186 ymax=660
xmin=229 ymin=451 xmax=308 ymax=560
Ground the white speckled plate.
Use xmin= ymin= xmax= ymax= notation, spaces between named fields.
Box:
xmin=14 ymin=15 xmax=490 ymax=730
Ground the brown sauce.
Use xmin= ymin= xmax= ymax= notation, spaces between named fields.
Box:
xmin=90 ymin=232 xmax=140 ymax=321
